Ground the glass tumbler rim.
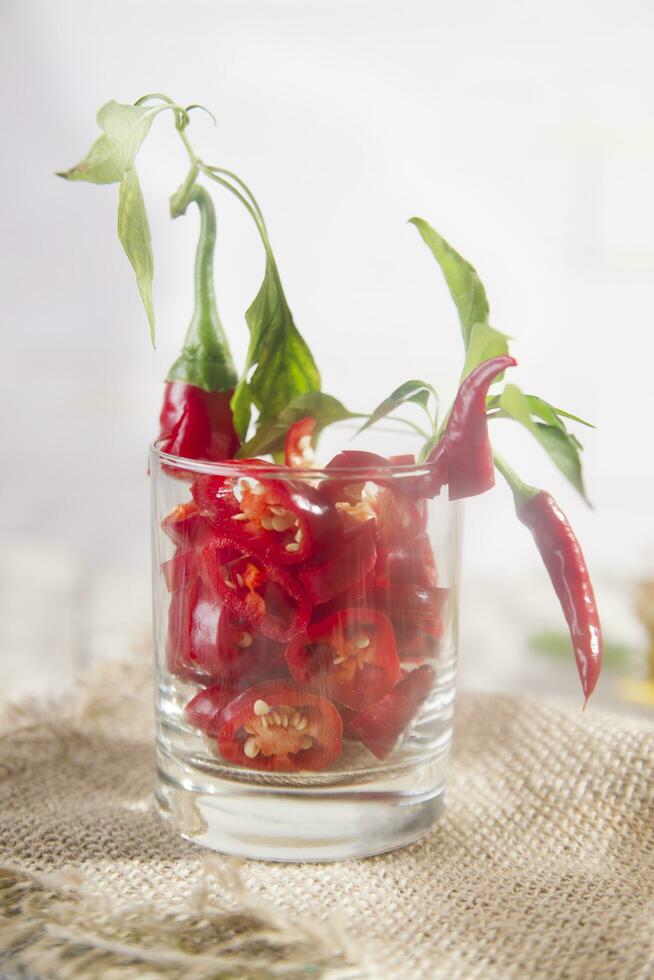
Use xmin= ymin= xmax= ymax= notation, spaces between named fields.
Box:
xmin=150 ymin=440 xmax=441 ymax=483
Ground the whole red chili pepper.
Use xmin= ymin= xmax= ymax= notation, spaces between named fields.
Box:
xmin=157 ymin=185 xmax=240 ymax=465
xmin=496 ymin=455 xmax=602 ymax=703
xmin=425 ymin=355 xmax=516 ymax=500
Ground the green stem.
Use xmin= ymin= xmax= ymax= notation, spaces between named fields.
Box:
xmin=493 ymin=451 xmax=538 ymax=503
xmin=166 ymin=183 xmax=238 ymax=392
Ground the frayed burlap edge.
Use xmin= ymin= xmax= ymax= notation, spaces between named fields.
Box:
xmin=0 ymin=856 xmax=372 ymax=979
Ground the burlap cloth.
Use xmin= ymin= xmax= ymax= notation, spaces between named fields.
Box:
xmin=1 ymin=654 xmax=653 ymax=979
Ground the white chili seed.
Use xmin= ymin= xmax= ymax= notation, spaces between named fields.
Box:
xmin=354 ymin=635 xmax=370 ymax=649
xmin=272 ymin=711 xmax=282 ymax=725
xmin=244 ymin=736 xmax=260 ymax=758
xmin=231 ymin=512 xmax=249 ymax=522
xmin=272 ymin=513 xmax=296 ymax=532
xmin=285 ymin=542 xmax=301 ymax=553
xmin=295 ymin=716 xmax=308 ymax=731
xmin=261 ymin=514 xmax=274 ymax=530
xmin=235 ymin=573 xmax=244 ymax=588
xmin=253 ymin=699 xmax=271 ymax=716
xmin=295 ymin=528 xmax=303 ymax=543
xmin=269 ymin=506 xmax=288 ymax=517
xmin=300 ymin=736 xmax=313 ymax=750
xmin=238 ymin=633 xmax=252 ymax=648
xmin=333 ymin=656 xmax=346 ymax=665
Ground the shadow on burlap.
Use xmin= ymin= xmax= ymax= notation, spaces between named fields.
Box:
xmin=1 ymin=655 xmax=653 ymax=979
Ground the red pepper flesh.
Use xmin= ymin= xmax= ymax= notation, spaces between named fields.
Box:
xmin=348 ymin=664 xmax=436 ymax=759
xmin=158 ymin=381 xmax=239 ymax=465
xmin=516 ymin=490 xmax=602 ymax=702
xmin=185 ymin=684 xmax=240 ymax=736
xmin=200 ymin=543 xmax=311 ymax=643
xmin=427 ymin=355 xmax=516 ymax=500
xmin=193 ymin=469 xmax=341 ymax=566
xmin=298 ymin=518 xmax=377 ymax=605
xmin=286 ymin=607 xmax=401 ymax=710
xmin=217 ymin=679 xmax=343 ymax=771
xmin=285 ymin=416 xmax=316 ymax=467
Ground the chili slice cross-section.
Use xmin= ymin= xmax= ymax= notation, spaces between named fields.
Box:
xmin=286 ymin=607 xmax=401 ymax=710
xmin=200 ymin=543 xmax=311 ymax=643
xmin=217 ymin=679 xmax=343 ymax=772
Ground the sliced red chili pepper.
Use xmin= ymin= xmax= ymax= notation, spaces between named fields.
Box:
xmin=193 ymin=468 xmax=340 ymax=565
xmin=347 ymin=664 xmax=436 ymax=759
xmin=285 ymin=607 xmax=400 ymax=710
xmin=162 ymin=501 xmax=215 ymax=549
xmin=166 ymin=578 xmax=288 ymax=685
xmin=217 ymin=679 xmax=343 ymax=771
xmin=166 ymin=578 xmax=224 ymax=684
xmin=368 ymin=584 xmax=448 ymax=640
xmin=200 ymin=543 xmax=311 ymax=643
xmin=285 ymin=416 xmax=316 ymax=467
xmin=216 ymin=606 xmax=288 ymax=687
xmin=322 ymin=450 xmax=425 ymax=545
xmin=298 ymin=518 xmax=377 ymax=605
xmin=185 ymin=684 xmax=240 ymax=736
xmin=375 ymin=533 xmax=437 ymax=589
xmin=162 ymin=549 xmax=199 ymax=593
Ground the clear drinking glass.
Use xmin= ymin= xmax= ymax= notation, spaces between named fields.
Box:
xmin=151 ymin=425 xmax=461 ymax=861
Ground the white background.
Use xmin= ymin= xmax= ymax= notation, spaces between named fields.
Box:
xmin=1 ymin=0 xmax=653 ymax=698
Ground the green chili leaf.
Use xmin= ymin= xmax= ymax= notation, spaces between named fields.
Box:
xmin=461 ymin=322 xmax=510 ymax=380
xmin=409 ymin=217 xmax=490 ymax=348
xmin=357 ymin=379 xmax=438 ymax=436
xmin=57 ymin=101 xmax=156 ymax=185
xmin=488 ymin=392 xmax=595 ymax=432
xmin=117 ymin=168 xmax=155 ymax=344
xmin=236 ymin=392 xmax=359 ymax=459
xmin=231 ymin=260 xmax=321 ymax=440
xmin=524 ymin=395 xmax=595 ymax=430
xmin=497 ymin=384 xmax=590 ymax=503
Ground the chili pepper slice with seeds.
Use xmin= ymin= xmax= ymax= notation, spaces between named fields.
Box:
xmin=200 ymin=542 xmax=311 ymax=643
xmin=217 ymin=679 xmax=343 ymax=772
xmin=286 ymin=607 xmax=401 ymax=710
xmin=157 ymin=186 xmax=240 ymax=466
xmin=193 ymin=468 xmax=341 ymax=566
xmin=323 ymin=450 xmax=426 ymax=544
xmin=285 ymin=416 xmax=316 ymax=467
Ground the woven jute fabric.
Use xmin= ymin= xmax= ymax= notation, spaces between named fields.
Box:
xmin=1 ymin=655 xmax=653 ymax=979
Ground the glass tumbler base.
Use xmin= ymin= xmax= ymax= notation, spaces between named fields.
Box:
xmin=155 ymin=747 xmax=446 ymax=862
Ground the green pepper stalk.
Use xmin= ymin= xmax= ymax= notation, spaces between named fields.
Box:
xmin=157 ymin=178 xmax=240 ymax=462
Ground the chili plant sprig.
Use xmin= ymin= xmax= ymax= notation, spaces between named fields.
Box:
xmin=58 ymin=94 xmax=326 ymax=443
xmin=408 ymin=217 xmax=601 ymax=700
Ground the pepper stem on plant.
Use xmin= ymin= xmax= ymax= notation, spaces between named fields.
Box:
xmin=166 ymin=182 xmax=238 ymax=392
xmin=493 ymin=452 xmax=539 ymax=505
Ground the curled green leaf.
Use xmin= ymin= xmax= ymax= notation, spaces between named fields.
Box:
xmin=57 ymin=101 xmax=157 ymax=185
xmin=117 ymin=168 xmax=155 ymax=345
